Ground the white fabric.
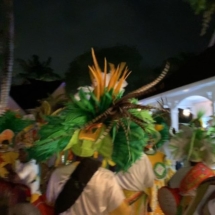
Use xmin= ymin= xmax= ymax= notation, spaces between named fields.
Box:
xmin=115 ymin=153 xmax=155 ymax=191
xmin=9 ymin=203 xmax=41 ymax=215
xmin=46 ymin=162 xmax=125 ymax=215
xmin=46 ymin=162 xmax=78 ymax=204
xmin=208 ymin=199 xmax=215 ymax=215
xmin=15 ymin=159 xmax=41 ymax=195
xmin=168 ymin=166 xmax=192 ymax=189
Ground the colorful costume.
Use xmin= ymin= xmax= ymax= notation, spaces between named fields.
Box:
xmin=144 ymin=113 xmax=173 ymax=215
xmin=28 ymin=48 xmax=169 ymax=215
xmin=159 ymin=112 xmax=215 ymax=215
xmin=0 ymin=111 xmax=37 ymax=210
xmin=14 ymin=150 xmax=41 ymax=203
xmin=0 ymin=110 xmax=32 ymax=178
xmin=115 ymin=153 xmax=155 ymax=215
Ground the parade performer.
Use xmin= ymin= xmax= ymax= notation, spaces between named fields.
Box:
xmin=0 ymin=110 xmax=37 ymax=211
xmin=28 ymin=48 xmax=169 ymax=215
xmin=0 ymin=110 xmax=32 ymax=178
xmin=144 ymin=111 xmax=174 ymax=215
xmin=30 ymin=98 xmax=67 ymax=192
xmin=7 ymin=144 xmax=41 ymax=203
xmin=114 ymin=110 xmax=171 ymax=215
xmin=115 ymin=152 xmax=155 ymax=215
xmin=158 ymin=111 xmax=215 ymax=215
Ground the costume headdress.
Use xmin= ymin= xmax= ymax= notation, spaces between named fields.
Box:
xmin=145 ymin=100 xmax=170 ymax=154
xmin=28 ymin=48 xmax=169 ymax=171
xmin=0 ymin=110 xmax=32 ymax=145
xmin=32 ymin=94 xmax=67 ymax=123
xmin=169 ymin=111 xmax=215 ymax=165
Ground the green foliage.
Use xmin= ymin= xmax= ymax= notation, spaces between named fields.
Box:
xmin=185 ymin=0 xmax=215 ymax=35
xmin=16 ymin=55 xmax=61 ymax=82
xmin=185 ymin=0 xmax=215 ymax=14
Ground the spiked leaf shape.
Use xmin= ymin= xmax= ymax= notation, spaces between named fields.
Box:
xmin=28 ymin=48 xmax=169 ymax=172
xmin=89 ymin=48 xmax=131 ymax=101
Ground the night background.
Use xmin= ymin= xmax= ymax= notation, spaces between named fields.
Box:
xmin=0 ymin=0 xmax=214 ymax=110
xmin=13 ymin=0 xmax=213 ymax=78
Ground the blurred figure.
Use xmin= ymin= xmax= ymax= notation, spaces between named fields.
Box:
xmin=5 ymin=145 xmax=41 ymax=203
xmin=115 ymin=153 xmax=154 ymax=215
xmin=0 ymin=140 xmax=18 ymax=178
xmin=46 ymin=157 xmax=131 ymax=215
xmin=9 ymin=203 xmax=41 ymax=215
xmin=175 ymin=161 xmax=183 ymax=170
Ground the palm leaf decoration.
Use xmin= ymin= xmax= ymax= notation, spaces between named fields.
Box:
xmin=169 ymin=111 xmax=215 ymax=165
xmin=0 ymin=110 xmax=32 ymax=134
xmin=144 ymin=98 xmax=170 ymax=151
xmin=153 ymin=115 xmax=169 ymax=149
xmin=29 ymin=48 xmax=169 ymax=171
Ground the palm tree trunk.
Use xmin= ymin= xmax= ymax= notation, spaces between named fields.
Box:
xmin=208 ymin=28 xmax=215 ymax=47
xmin=0 ymin=0 xmax=14 ymax=114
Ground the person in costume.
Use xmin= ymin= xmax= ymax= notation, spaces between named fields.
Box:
xmin=28 ymin=48 xmax=169 ymax=215
xmin=5 ymin=144 xmax=41 ymax=203
xmin=0 ymin=110 xmax=32 ymax=178
xmin=46 ymin=157 xmax=130 ymax=215
xmin=0 ymin=138 xmax=18 ymax=178
xmin=168 ymin=111 xmax=215 ymax=190
xmin=158 ymin=111 xmax=215 ymax=215
xmin=8 ymin=203 xmax=41 ymax=215
xmin=144 ymin=111 xmax=174 ymax=215
xmin=115 ymin=153 xmax=155 ymax=215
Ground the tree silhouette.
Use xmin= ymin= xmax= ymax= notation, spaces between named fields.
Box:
xmin=65 ymin=45 xmax=194 ymax=96
xmin=16 ymin=55 xmax=61 ymax=83
xmin=185 ymin=0 xmax=215 ymax=35
xmin=65 ymin=45 xmax=148 ymax=94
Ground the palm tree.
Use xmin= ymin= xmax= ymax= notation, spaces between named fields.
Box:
xmin=184 ymin=0 xmax=215 ymax=35
xmin=16 ymin=55 xmax=61 ymax=83
xmin=0 ymin=0 xmax=14 ymax=114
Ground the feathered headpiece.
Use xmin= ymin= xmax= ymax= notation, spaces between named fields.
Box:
xmin=145 ymin=99 xmax=170 ymax=154
xmin=169 ymin=111 xmax=215 ymax=165
xmin=0 ymin=110 xmax=32 ymax=144
xmin=32 ymin=94 xmax=67 ymax=123
xmin=28 ymin=48 xmax=169 ymax=171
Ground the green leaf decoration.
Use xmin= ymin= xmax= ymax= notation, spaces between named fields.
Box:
xmin=0 ymin=110 xmax=32 ymax=134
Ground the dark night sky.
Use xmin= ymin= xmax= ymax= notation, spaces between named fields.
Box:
xmin=13 ymin=0 xmax=213 ymax=76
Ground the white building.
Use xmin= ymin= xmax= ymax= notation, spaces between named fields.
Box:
xmin=139 ymin=76 xmax=215 ymax=131
xmin=7 ymin=96 xmax=25 ymax=115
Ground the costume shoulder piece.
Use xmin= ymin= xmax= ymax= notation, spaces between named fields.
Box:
xmin=0 ymin=110 xmax=33 ymax=146
xmin=169 ymin=111 xmax=215 ymax=165
xmin=28 ymin=48 xmax=169 ymax=171
xmin=145 ymin=101 xmax=170 ymax=154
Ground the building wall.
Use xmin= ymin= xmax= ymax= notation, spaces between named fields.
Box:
xmin=8 ymin=96 xmax=25 ymax=115
xmin=192 ymin=100 xmax=212 ymax=117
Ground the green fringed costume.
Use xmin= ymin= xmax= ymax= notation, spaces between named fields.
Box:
xmin=144 ymin=111 xmax=172 ymax=215
xmin=169 ymin=111 xmax=215 ymax=164
xmin=0 ymin=110 xmax=32 ymax=178
xmin=0 ymin=110 xmax=32 ymax=136
xmin=29 ymin=48 xmax=170 ymax=172
xmin=164 ymin=111 xmax=215 ymax=215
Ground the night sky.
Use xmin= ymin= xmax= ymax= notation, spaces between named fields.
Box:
xmin=14 ymin=0 xmax=213 ymax=76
